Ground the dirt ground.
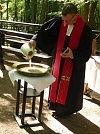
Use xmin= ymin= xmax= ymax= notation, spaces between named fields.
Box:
xmin=0 ymin=52 xmax=100 ymax=134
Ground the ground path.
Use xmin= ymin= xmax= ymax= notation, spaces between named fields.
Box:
xmin=0 ymin=52 xmax=100 ymax=134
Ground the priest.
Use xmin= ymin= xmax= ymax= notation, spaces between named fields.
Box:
xmin=29 ymin=3 xmax=92 ymax=117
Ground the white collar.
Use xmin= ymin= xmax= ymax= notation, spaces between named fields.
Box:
xmin=66 ymin=25 xmax=74 ymax=36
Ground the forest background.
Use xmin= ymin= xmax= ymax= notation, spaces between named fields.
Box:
xmin=0 ymin=0 xmax=100 ymax=30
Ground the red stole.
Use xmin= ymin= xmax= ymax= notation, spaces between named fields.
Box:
xmin=50 ymin=15 xmax=85 ymax=105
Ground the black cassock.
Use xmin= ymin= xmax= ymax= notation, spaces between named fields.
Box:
xmin=32 ymin=17 xmax=92 ymax=116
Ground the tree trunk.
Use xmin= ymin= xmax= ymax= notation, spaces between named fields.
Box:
xmin=83 ymin=0 xmax=90 ymax=24
xmin=25 ymin=0 xmax=30 ymax=23
xmin=14 ymin=0 xmax=17 ymax=21
xmin=31 ymin=0 xmax=37 ymax=33
xmin=88 ymin=1 xmax=98 ymax=28
xmin=31 ymin=0 xmax=37 ymax=23
xmin=40 ymin=0 xmax=47 ymax=23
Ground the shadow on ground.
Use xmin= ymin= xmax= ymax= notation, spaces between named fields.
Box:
xmin=0 ymin=53 xmax=100 ymax=134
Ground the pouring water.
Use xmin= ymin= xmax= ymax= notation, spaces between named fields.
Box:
xmin=20 ymin=42 xmax=35 ymax=72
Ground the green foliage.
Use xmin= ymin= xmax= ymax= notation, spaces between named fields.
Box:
xmin=93 ymin=2 xmax=100 ymax=30
xmin=0 ymin=0 xmax=100 ymax=30
xmin=1 ymin=0 xmax=25 ymax=20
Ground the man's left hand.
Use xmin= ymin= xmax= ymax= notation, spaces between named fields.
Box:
xmin=60 ymin=47 xmax=74 ymax=59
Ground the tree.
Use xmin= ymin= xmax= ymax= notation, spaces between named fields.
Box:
xmin=64 ymin=0 xmax=99 ymax=28
xmin=25 ymin=0 xmax=30 ymax=22
xmin=40 ymin=0 xmax=47 ymax=23
xmin=31 ymin=0 xmax=36 ymax=23
xmin=0 ymin=0 xmax=100 ymax=30
xmin=83 ymin=0 xmax=98 ymax=28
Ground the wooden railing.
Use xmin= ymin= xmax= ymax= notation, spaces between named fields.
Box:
xmin=0 ymin=20 xmax=42 ymax=32
xmin=0 ymin=20 xmax=53 ymax=67
xmin=0 ymin=20 xmax=42 ymax=47
xmin=0 ymin=20 xmax=100 ymax=64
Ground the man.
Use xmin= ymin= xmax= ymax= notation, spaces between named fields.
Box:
xmin=29 ymin=3 xmax=92 ymax=117
xmin=0 ymin=4 xmax=5 ymax=70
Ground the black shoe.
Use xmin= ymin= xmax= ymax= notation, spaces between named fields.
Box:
xmin=0 ymin=64 xmax=5 ymax=70
xmin=52 ymin=112 xmax=63 ymax=119
xmin=52 ymin=112 xmax=71 ymax=119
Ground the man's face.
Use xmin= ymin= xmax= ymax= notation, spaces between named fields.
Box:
xmin=62 ymin=14 xmax=78 ymax=25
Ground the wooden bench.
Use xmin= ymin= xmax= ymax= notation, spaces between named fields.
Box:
xmin=0 ymin=21 xmax=52 ymax=67
xmin=0 ymin=28 xmax=33 ymax=48
xmin=2 ymin=45 xmax=53 ymax=66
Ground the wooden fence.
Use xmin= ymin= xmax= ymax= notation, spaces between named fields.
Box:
xmin=0 ymin=20 xmax=100 ymax=53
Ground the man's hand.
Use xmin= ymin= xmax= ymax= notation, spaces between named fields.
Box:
xmin=60 ymin=47 xmax=74 ymax=59
xmin=29 ymin=40 xmax=37 ymax=48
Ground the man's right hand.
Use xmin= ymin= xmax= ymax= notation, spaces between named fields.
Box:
xmin=29 ymin=40 xmax=37 ymax=48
